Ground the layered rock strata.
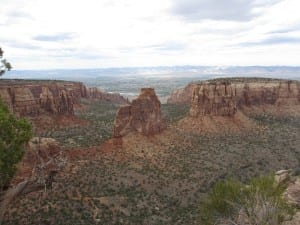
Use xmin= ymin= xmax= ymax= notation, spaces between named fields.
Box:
xmin=0 ymin=80 xmax=87 ymax=116
xmin=167 ymin=83 xmax=195 ymax=105
xmin=167 ymin=79 xmax=300 ymax=117
xmin=190 ymin=81 xmax=237 ymax=117
xmin=88 ymin=87 xmax=129 ymax=105
xmin=0 ymin=79 xmax=128 ymax=117
xmin=113 ymin=88 xmax=166 ymax=137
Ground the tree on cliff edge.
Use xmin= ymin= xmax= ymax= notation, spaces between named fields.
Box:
xmin=0 ymin=48 xmax=12 ymax=76
xmin=0 ymin=48 xmax=32 ymax=190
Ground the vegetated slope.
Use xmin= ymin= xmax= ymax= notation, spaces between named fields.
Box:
xmin=2 ymin=78 xmax=300 ymax=225
xmin=43 ymin=100 xmax=119 ymax=148
xmin=170 ymin=77 xmax=300 ymax=134
xmin=3 ymin=110 xmax=300 ymax=224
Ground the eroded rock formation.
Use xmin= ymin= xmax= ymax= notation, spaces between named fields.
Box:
xmin=0 ymin=80 xmax=128 ymax=117
xmin=88 ymin=87 xmax=129 ymax=105
xmin=190 ymin=81 xmax=237 ymax=117
xmin=0 ymin=80 xmax=87 ymax=116
xmin=113 ymin=88 xmax=166 ymax=137
xmin=167 ymin=83 xmax=195 ymax=105
xmin=236 ymin=80 xmax=300 ymax=107
xmin=167 ymin=78 xmax=300 ymax=117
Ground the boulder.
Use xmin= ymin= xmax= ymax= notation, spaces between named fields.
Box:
xmin=284 ymin=177 xmax=300 ymax=207
xmin=275 ymin=170 xmax=291 ymax=186
xmin=275 ymin=169 xmax=300 ymax=208
xmin=283 ymin=212 xmax=300 ymax=225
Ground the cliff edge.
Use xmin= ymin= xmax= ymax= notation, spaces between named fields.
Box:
xmin=168 ymin=78 xmax=300 ymax=117
xmin=0 ymin=79 xmax=128 ymax=117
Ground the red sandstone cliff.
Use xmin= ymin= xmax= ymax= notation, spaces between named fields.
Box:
xmin=0 ymin=80 xmax=86 ymax=116
xmin=88 ymin=87 xmax=129 ymax=105
xmin=0 ymin=80 xmax=128 ymax=117
xmin=167 ymin=78 xmax=300 ymax=117
xmin=167 ymin=83 xmax=195 ymax=105
xmin=113 ymin=88 xmax=166 ymax=137
xmin=190 ymin=81 xmax=237 ymax=117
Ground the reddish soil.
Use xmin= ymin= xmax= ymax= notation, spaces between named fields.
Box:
xmin=30 ymin=115 xmax=89 ymax=133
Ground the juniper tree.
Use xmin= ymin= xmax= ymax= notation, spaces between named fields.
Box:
xmin=0 ymin=47 xmax=32 ymax=190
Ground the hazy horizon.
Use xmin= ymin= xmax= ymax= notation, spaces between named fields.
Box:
xmin=4 ymin=66 xmax=300 ymax=103
xmin=6 ymin=65 xmax=300 ymax=71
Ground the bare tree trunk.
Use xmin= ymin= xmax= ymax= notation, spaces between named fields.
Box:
xmin=0 ymin=171 xmax=57 ymax=223
xmin=0 ymin=179 xmax=44 ymax=222
xmin=0 ymin=137 xmax=65 ymax=224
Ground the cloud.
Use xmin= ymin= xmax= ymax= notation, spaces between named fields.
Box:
xmin=7 ymin=10 xmax=33 ymax=19
xmin=33 ymin=33 xmax=76 ymax=42
xmin=169 ymin=0 xmax=280 ymax=22
xmin=1 ymin=38 xmax=41 ymax=50
xmin=119 ymin=41 xmax=186 ymax=54
xmin=238 ymin=36 xmax=300 ymax=46
xmin=0 ymin=9 xmax=34 ymax=26
xmin=144 ymin=42 xmax=186 ymax=52
xmin=269 ymin=25 xmax=300 ymax=34
xmin=1 ymin=0 xmax=300 ymax=69
xmin=47 ymin=47 xmax=110 ymax=60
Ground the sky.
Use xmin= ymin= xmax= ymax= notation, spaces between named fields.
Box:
xmin=1 ymin=0 xmax=300 ymax=69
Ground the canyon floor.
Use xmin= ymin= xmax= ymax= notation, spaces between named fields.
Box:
xmin=2 ymin=99 xmax=300 ymax=225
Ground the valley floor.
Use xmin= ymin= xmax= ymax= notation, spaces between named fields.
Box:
xmin=3 ymin=102 xmax=300 ymax=225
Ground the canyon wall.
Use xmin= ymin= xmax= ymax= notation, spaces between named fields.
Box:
xmin=167 ymin=83 xmax=195 ymax=105
xmin=167 ymin=78 xmax=300 ymax=117
xmin=0 ymin=79 xmax=128 ymax=117
xmin=113 ymin=88 xmax=166 ymax=137
xmin=88 ymin=87 xmax=129 ymax=105
xmin=190 ymin=81 xmax=237 ymax=117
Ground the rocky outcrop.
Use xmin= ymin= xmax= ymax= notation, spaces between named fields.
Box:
xmin=283 ymin=212 xmax=300 ymax=225
xmin=0 ymin=80 xmax=87 ymax=116
xmin=167 ymin=83 xmax=196 ymax=105
xmin=0 ymin=80 xmax=128 ymax=117
xmin=113 ymin=88 xmax=166 ymax=137
xmin=88 ymin=87 xmax=129 ymax=105
xmin=275 ymin=169 xmax=300 ymax=225
xmin=167 ymin=78 xmax=300 ymax=117
xmin=275 ymin=169 xmax=300 ymax=208
xmin=235 ymin=80 xmax=300 ymax=107
xmin=13 ymin=137 xmax=62 ymax=185
xmin=190 ymin=81 xmax=237 ymax=117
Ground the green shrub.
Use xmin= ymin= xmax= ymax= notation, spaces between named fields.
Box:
xmin=200 ymin=175 xmax=294 ymax=225
xmin=200 ymin=179 xmax=243 ymax=224
xmin=0 ymin=99 xmax=32 ymax=189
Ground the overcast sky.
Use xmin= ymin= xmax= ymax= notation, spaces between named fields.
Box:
xmin=1 ymin=0 xmax=300 ymax=69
